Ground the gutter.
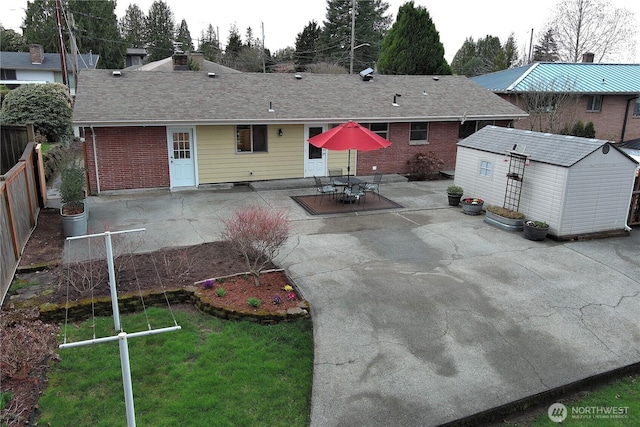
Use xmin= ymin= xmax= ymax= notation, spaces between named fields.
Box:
xmin=90 ymin=125 xmax=101 ymax=194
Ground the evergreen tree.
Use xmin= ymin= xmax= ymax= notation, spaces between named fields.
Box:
xmin=533 ymin=28 xmax=560 ymax=62
xmin=294 ymin=20 xmax=321 ymax=67
xmin=451 ymin=34 xmax=517 ymax=76
xmin=22 ymin=0 xmax=59 ymax=53
xmin=245 ymin=26 xmax=254 ymax=48
xmin=175 ymin=19 xmax=193 ymax=52
xmin=378 ymin=1 xmax=450 ymax=75
xmin=145 ymin=0 xmax=175 ymax=62
xmin=225 ymin=24 xmax=242 ymax=60
xmin=69 ymin=0 xmax=124 ymax=69
xmin=198 ymin=24 xmax=221 ymax=62
xmin=0 ymin=25 xmax=28 ymax=52
xmin=120 ymin=4 xmax=146 ymax=49
xmin=318 ymin=0 xmax=391 ymax=71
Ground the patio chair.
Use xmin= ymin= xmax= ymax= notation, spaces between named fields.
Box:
xmin=314 ymin=176 xmax=337 ymax=204
xmin=365 ymin=172 xmax=382 ymax=200
xmin=343 ymin=182 xmax=367 ymax=206
xmin=328 ymin=168 xmax=343 ymax=185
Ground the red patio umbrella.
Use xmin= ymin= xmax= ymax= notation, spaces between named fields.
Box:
xmin=307 ymin=120 xmax=392 ymax=176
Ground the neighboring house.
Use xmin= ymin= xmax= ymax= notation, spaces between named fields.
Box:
xmin=0 ymin=44 xmax=99 ymax=96
xmin=454 ymin=126 xmax=638 ymax=239
xmin=124 ymin=48 xmax=147 ymax=68
xmin=72 ymin=69 xmax=527 ymax=193
xmin=124 ymin=52 xmax=241 ymax=74
xmin=471 ymin=57 xmax=640 ymax=143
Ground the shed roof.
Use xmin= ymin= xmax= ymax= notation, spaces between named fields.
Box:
xmin=72 ymin=70 xmax=528 ymax=126
xmin=0 ymin=51 xmax=100 ymax=71
xmin=457 ymin=126 xmax=637 ymax=167
xmin=471 ymin=62 xmax=640 ymax=94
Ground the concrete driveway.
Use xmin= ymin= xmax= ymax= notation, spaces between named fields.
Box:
xmin=82 ymin=179 xmax=640 ymax=426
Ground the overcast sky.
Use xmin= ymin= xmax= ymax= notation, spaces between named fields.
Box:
xmin=3 ymin=0 xmax=639 ymax=63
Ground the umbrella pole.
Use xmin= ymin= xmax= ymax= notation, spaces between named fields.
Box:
xmin=347 ymin=150 xmax=351 ymax=176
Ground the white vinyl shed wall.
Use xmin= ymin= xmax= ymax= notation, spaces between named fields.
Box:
xmin=454 ymin=126 xmax=637 ymax=239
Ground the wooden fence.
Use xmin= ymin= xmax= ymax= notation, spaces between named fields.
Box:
xmin=1 ymin=124 xmax=46 ymax=305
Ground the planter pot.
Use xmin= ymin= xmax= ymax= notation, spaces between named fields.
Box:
xmin=484 ymin=210 xmax=524 ymax=231
xmin=523 ymin=222 xmax=549 ymax=241
xmin=61 ymin=200 xmax=88 ymax=237
xmin=461 ymin=200 xmax=484 ymax=215
xmin=447 ymin=193 xmax=462 ymax=206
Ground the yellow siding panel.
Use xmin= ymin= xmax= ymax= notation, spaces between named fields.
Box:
xmin=197 ymin=124 xmax=306 ymax=184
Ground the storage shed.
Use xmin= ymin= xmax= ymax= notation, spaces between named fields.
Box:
xmin=454 ymin=126 xmax=638 ymax=239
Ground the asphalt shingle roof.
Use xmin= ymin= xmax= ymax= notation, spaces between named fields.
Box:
xmin=472 ymin=62 xmax=640 ymax=94
xmin=457 ymin=125 xmax=617 ymax=167
xmin=72 ymin=70 xmax=527 ymax=125
xmin=0 ymin=51 xmax=99 ymax=71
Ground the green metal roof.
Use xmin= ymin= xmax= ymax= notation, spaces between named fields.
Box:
xmin=472 ymin=63 xmax=640 ymax=94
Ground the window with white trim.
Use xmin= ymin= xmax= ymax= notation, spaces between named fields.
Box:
xmin=236 ymin=125 xmax=268 ymax=153
xmin=410 ymin=122 xmax=429 ymax=144
xmin=586 ymin=95 xmax=602 ymax=112
xmin=363 ymin=122 xmax=389 ymax=139
xmin=480 ymin=160 xmax=492 ymax=177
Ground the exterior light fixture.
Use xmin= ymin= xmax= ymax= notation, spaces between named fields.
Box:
xmin=278 ymin=128 xmax=283 ymax=136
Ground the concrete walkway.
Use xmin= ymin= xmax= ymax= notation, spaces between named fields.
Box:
xmin=58 ymin=178 xmax=640 ymax=426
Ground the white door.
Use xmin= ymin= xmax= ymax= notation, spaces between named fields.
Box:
xmin=304 ymin=124 xmax=327 ymax=177
xmin=167 ymin=128 xmax=196 ymax=187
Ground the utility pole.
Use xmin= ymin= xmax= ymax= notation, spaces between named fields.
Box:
xmin=54 ymin=0 xmax=69 ymax=89
xmin=349 ymin=0 xmax=356 ymax=74
xmin=261 ymin=22 xmax=266 ymax=73
xmin=68 ymin=12 xmax=79 ymax=94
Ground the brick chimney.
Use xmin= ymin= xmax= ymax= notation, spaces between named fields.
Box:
xmin=172 ymin=53 xmax=189 ymax=70
xmin=29 ymin=44 xmax=44 ymax=64
xmin=582 ymin=52 xmax=595 ymax=63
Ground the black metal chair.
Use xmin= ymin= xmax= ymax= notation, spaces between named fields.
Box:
xmin=314 ymin=176 xmax=337 ymax=204
xmin=365 ymin=173 xmax=382 ymax=200
xmin=343 ymin=182 xmax=367 ymax=207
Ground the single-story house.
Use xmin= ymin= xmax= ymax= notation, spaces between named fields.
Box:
xmin=72 ymin=68 xmax=527 ymax=193
xmin=1 ymin=44 xmax=99 ymax=96
xmin=454 ymin=126 xmax=638 ymax=239
xmin=471 ymin=57 xmax=640 ymax=143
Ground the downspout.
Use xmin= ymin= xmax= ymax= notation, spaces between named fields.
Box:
xmin=90 ymin=125 xmax=101 ymax=194
xmin=620 ymin=95 xmax=639 ymax=142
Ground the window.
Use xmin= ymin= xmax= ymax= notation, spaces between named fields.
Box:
xmin=634 ymin=98 xmax=640 ymax=118
xmin=236 ymin=125 xmax=268 ymax=153
xmin=586 ymin=95 xmax=602 ymax=112
xmin=363 ymin=122 xmax=388 ymax=139
xmin=410 ymin=122 xmax=429 ymax=144
xmin=458 ymin=120 xmax=497 ymax=139
xmin=480 ymin=160 xmax=492 ymax=177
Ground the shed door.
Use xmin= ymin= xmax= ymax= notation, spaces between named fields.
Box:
xmin=167 ymin=128 xmax=196 ymax=188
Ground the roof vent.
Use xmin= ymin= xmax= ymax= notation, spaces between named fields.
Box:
xmin=208 ymin=72 xmax=216 ymax=78
xmin=295 ymin=74 xmax=302 ymax=79
xmin=359 ymin=67 xmax=374 ymax=81
xmin=112 ymin=70 xmax=121 ymax=77
xmin=432 ymin=76 xmax=440 ymax=81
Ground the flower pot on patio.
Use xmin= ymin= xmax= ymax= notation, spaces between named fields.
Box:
xmin=59 ymin=164 xmax=88 ymax=237
xmin=523 ymin=220 xmax=549 ymax=241
xmin=446 ymin=185 xmax=463 ymax=206
xmin=461 ymin=198 xmax=484 ymax=215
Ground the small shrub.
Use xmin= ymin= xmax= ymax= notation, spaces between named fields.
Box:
xmin=486 ymin=205 xmax=525 ymax=219
xmin=526 ymin=220 xmax=548 ymax=228
xmin=216 ymin=277 xmax=226 ymax=284
xmin=215 ymin=287 xmax=226 ymax=297
xmin=406 ymin=152 xmax=444 ymax=181
xmin=202 ymin=279 xmax=215 ymax=290
xmin=446 ymin=185 xmax=463 ymax=195
xmin=247 ymin=297 xmax=261 ymax=308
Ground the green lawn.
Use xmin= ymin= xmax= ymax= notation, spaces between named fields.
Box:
xmin=37 ymin=308 xmax=313 ymax=426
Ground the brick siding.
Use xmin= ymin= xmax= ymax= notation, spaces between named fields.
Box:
xmin=83 ymin=127 xmax=169 ymax=193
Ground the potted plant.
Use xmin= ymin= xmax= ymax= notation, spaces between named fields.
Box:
xmin=60 ymin=163 xmax=87 ymax=237
xmin=523 ymin=220 xmax=549 ymax=241
xmin=460 ymin=197 xmax=484 ymax=215
xmin=446 ymin=185 xmax=463 ymax=206
xmin=484 ymin=205 xmax=526 ymax=231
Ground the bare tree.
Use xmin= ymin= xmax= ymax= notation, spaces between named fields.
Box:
xmin=518 ymin=78 xmax=581 ymax=133
xmin=549 ymin=0 xmax=637 ymax=62
xmin=220 ymin=206 xmax=291 ymax=286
